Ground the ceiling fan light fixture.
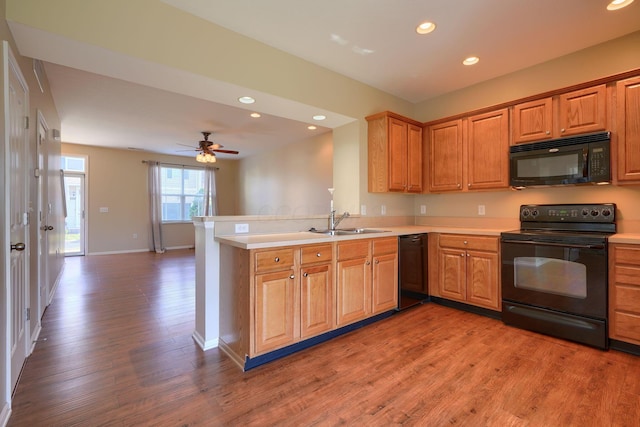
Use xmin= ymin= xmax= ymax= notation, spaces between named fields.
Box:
xmin=607 ymin=0 xmax=634 ymax=10
xmin=196 ymin=152 xmax=217 ymax=163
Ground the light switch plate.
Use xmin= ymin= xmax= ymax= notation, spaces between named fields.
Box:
xmin=478 ymin=205 xmax=486 ymax=216
xmin=420 ymin=205 xmax=427 ymax=215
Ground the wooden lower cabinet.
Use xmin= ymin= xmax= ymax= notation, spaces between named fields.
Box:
xmin=433 ymin=234 xmax=500 ymax=311
xmin=336 ymin=237 xmax=398 ymax=327
xmin=219 ymin=237 xmax=397 ymax=368
xmin=609 ymin=244 xmax=640 ymax=345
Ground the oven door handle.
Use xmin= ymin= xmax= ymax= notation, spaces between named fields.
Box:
xmin=501 ymin=239 xmax=605 ymax=250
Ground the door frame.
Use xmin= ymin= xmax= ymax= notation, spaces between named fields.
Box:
xmin=1 ymin=40 xmax=30 ymax=416
xmin=36 ymin=112 xmax=49 ymax=317
xmin=63 ymin=169 xmax=87 ymax=256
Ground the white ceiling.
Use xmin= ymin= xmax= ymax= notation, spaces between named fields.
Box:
xmin=8 ymin=0 xmax=640 ymax=159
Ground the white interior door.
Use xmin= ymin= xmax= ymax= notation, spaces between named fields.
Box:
xmin=37 ymin=118 xmax=50 ymax=314
xmin=6 ymin=43 xmax=30 ymax=394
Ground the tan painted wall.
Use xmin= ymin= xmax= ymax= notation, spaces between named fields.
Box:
xmin=237 ymin=131 xmax=333 ymax=216
xmin=61 ymin=143 xmax=239 ymax=253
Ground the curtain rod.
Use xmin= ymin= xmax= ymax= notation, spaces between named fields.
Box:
xmin=141 ymin=160 xmax=219 ymax=170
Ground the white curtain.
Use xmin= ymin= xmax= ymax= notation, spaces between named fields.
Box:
xmin=203 ymin=166 xmax=218 ymax=216
xmin=147 ymin=161 xmax=165 ymax=253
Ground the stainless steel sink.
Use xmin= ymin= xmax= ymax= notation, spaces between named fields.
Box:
xmin=309 ymin=228 xmax=388 ymax=236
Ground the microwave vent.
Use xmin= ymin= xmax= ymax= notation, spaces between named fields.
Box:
xmin=510 ymin=131 xmax=610 ymax=154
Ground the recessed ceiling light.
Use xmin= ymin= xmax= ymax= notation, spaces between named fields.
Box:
xmin=312 ymin=115 xmax=326 ymax=121
xmin=607 ymin=0 xmax=634 ymax=10
xmin=238 ymin=96 xmax=255 ymax=104
xmin=463 ymin=56 xmax=480 ymax=66
xmin=416 ymin=21 xmax=436 ymax=35
xmin=308 ymin=125 xmax=317 ymax=130
xmin=250 ymin=112 xmax=261 ymax=118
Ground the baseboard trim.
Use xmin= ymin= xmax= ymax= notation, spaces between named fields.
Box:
xmin=0 ymin=402 xmax=11 ymax=427
xmin=192 ymin=331 xmax=218 ymax=351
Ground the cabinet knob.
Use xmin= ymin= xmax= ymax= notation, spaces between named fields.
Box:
xmin=468 ymin=183 xmax=471 ymax=188
xmin=457 ymin=183 xmax=461 ymax=189
xmin=467 ymin=253 xmax=470 ymax=257
xmin=460 ymin=253 xmax=465 ymax=257
xmin=316 ymin=252 xmax=321 ymax=257
xmin=274 ymin=257 xmax=280 ymax=262
xmin=303 ymin=272 xmax=308 ymax=277
xmin=289 ymin=274 xmax=295 ymax=279
xmin=366 ymin=260 xmax=371 ymax=265
xmin=546 ymin=130 xmax=551 ymax=135
xmin=560 ymin=128 xmax=565 ymax=133
xmin=463 ymin=241 xmax=468 ymax=245
xmin=375 ymin=259 xmax=379 ymax=264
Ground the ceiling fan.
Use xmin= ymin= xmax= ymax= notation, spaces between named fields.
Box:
xmin=180 ymin=131 xmax=239 ymax=163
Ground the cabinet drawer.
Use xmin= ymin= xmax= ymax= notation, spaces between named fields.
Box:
xmin=255 ymin=248 xmax=294 ymax=273
xmin=300 ymin=244 xmax=332 ymax=265
xmin=614 ymin=284 xmax=640 ymax=312
xmin=613 ymin=311 xmax=640 ymax=343
xmin=337 ymin=240 xmax=370 ymax=261
xmin=372 ymin=237 xmax=397 ymax=255
xmin=614 ymin=246 xmax=640 ymax=266
xmin=614 ymin=265 xmax=640 ymax=287
xmin=439 ymin=234 xmax=498 ymax=251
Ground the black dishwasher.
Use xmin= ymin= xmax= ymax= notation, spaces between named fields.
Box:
xmin=398 ymin=234 xmax=429 ymax=310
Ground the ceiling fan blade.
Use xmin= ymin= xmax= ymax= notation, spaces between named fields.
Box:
xmin=213 ymin=149 xmax=239 ymax=155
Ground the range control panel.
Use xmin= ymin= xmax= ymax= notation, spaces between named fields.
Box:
xmin=519 ymin=203 xmax=616 ymax=223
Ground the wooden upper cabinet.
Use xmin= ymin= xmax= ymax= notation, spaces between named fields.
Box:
xmin=428 ymin=119 xmax=463 ymax=192
xmin=367 ymin=112 xmax=423 ymax=193
xmin=512 ymin=97 xmax=553 ymax=144
xmin=558 ymin=84 xmax=607 ymax=136
xmin=466 ymin=108 xmax=510 ymax=190
xmin=616 ymin=76 xmax=640 ymax=182
xmin=512 ymin=84 xmax=607 ymax=144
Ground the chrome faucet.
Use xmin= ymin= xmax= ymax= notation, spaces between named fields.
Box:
xmin=329 ymin=210 xmax=350 ymax=231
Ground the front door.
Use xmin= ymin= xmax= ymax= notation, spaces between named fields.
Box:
xmin=4 ymin=43 xmax=30 ymax=394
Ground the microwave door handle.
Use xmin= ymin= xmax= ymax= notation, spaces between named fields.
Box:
xmin=583 ymin=148 xmax=589 ymax=177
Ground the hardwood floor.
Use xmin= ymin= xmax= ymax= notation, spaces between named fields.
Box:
xmin=8 ymin=249 xmax=640 ymax=426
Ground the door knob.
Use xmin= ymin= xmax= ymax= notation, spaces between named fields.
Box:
xmin=11 ymin=242 xmax=26 ymax=251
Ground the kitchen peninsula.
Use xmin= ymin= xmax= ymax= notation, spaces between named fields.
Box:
xmin=193 ymin=216 xmax=507 ymax=370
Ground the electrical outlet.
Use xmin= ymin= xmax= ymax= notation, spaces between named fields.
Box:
xmin=99 ymin=207 xmax=109 ymax=213
xmin=360 ymin=205 xmax=367 ymax=215
xmin=381 ymin=205 xmax=386 ymax=215
xmin=478 ymin=205 xmax=486 ymax=216
xmin=420 ymin=205 xmax=427 ymax=215
xmin=235 ymin=223 xmax=249 ymax=233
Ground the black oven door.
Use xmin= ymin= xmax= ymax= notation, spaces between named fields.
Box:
xmin=501 ymin=238 xmax=607 ymax=320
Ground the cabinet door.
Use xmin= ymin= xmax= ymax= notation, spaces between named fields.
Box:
xmin=466 ymin=250 xmax=500 ymax=310
xmin=407 ymin=123 xmax=423 ymax=193
xmin=300 ymin=263 xmax=334 ymax=339
xmin=558 ymin=84 xmax=606 ymax=136
xmin=438 ymin=247 xmax=466 ymax=301
xmin=512 ymin=97 xmax=553 ymax=144
xmin=467 ymin=108 xmax=510 ymax=190
xmin=372 ymin=252 xmax=398 ymax=314
xmin=616 ymin=76 xmax=640 ymax=182
xmin=388 ymin=117 xmax=408 ymax=191
xmin=336 ymin=257 xmax=371 ymax=326
xmin=254 ymin=270 xmax=297 ymax=355
xmin=428 ymin=119 xmax=463 ymax=192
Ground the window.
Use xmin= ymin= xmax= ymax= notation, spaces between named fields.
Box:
xmin=160 ymin=166 xmax=206 ymax=221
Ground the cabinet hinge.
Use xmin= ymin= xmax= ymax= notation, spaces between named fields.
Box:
xmin=25 ymin=308 xmax=30 ymax=321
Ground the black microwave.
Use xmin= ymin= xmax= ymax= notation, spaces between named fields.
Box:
xmin=509 ymin=131 xmax=611 ymax=188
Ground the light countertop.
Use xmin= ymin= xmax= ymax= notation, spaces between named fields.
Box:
xmin=216 ymin=225 xmax=508 ymax=250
